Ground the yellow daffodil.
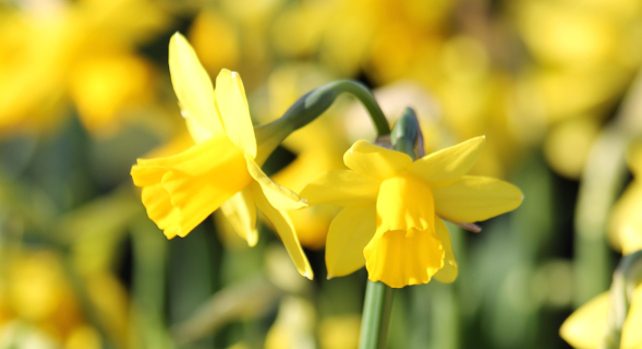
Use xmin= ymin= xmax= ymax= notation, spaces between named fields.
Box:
xmin=560 ymin=285 xmax=642 ymax=349
xmin=0 ymin=0 xmax=169 ymax=136
xmin=0 ymin=251 xmax=103 ymax=349
xmin=562 ymin=143 xmax=642 ymax=349
xmin=130 ymin=33 xmax=312 ymax=279
xmin=610 ymin=142 xmax=642 ymax=254
xmin=302 ymin=136 xmax=522 ymax=288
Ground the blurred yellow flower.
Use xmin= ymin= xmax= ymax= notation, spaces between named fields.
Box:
xmin=543 ymin=117 xmax=601 ymax=179
xmin=515 ymin=0 xmax=642 ymax=177
xmin=560 ymin=285 xmax=642 ymax=349
xmin=302 ymin=136 xmax=522 ymax=288
xmin=131 ymin=33 xmax=312 ymax=279
xmin=0 ymin=251 xmax=102 ymax=349
xmin=68 ymin=51 xmax=155 ymax=136
xmin=0 ymin=0 xmax=169 ymax=136
xmin=319 ymin=314 xmax=360 ymax=349
xmin=562 ymin=143 xmax=642 ymax=349
xmin=610 ymin=142 xmax=642 ymax=254
xmin=264 ymin=297 xmax=315 ymax=349
xmin=188 ymin=10 xmax=240 ymax=74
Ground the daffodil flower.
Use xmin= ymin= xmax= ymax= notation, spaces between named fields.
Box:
xmin=609 ymin=142 xmax=642 ymax=255
xmin=130 ymin=33 xmax=312 ymax=279
xmin=560 ymin=285 xmax=642 ymax=349
xmin=301 ymin=136 xmax=523 ymax=287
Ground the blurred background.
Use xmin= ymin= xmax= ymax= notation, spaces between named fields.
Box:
xmin=1 ymin=0 xmax=642 ymax=348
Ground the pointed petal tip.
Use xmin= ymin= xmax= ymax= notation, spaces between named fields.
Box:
xmin=302 ymin=269 xmax=314 ymax=280
xmin=217 ymin=68 xmax=241 ymax=80
xmin=246 ymin=233 xmax=258 ymax=247
xmin=247 ymin=159 xmax=308 ymax=211
xmin=163 ymin=229 xmax=177 ymax=240
xmin=509 ymin=185 xmax=525 ymax=209
xmin=176 ymin=229 xmax=190 ymax=239
xmin=463 ymin=134 xmax=486 ymax=147
xmin=169 ymin=31 xmax=187 ymax=47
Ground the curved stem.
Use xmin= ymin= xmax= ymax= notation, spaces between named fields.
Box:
xmin=329 ymin=80 xmax=390 ymax=137
xmin=255 ymin=80 xmax=391 ymax=164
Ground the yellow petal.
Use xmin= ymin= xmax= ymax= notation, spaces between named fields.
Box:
xmin=363 ymin=227 xmax=444 ymax=288
xmin=609 ymin=181 xmax=642 ymax=254
xmin=131 ymin=136 xmax=251 ymax=239
xmin=132 ymin=135 xmax=234 ymax=182
xmin=363 ymin=175 xmax=444 ymax=288
xmin=168 ymin=32 xmax=222 ymax=143
xmin=433 ymin=176 xmax=523 ymax=223
xmin=343 ymin=140 xmax=412 ymax=179
xmin=215 ymin=69 xmax=257 ymax=158
xmin=433 ymin=219 xmax=458 ymax=283
xmin=560 ymin=292 xmax=609 ymax=349
xmin=300 ymin=170 xmax=379 ymax=206
xmin=410 ymin=136 xmax=485 ymax=183
xmin=250 ymin=183 xmax=313 ymax=279
xmin=246 ymin=158 xmax=307 ymax=211
xmin=376 ymin=175 xmax=435 ymax=233
xmin=628 ymin=141 xmax=642 ymax=176
xmin=220 ymin=190 xmax=258 ymax=246
xmin=622 ymin=285 xmax=642 ymax=349
xmin=325 ymin=204 xmax=376 ymax=278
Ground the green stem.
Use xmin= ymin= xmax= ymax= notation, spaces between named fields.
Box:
xmin=255 ymin=80 xmax=391 ymax=163
xmin=574 ymin=69 xmax=642 ymax=305
xmin=330 ymin=80 xmax=390 ymax=137
xmin=359 ymin=281 xmax=394 ymax=349
xmin=604 ymin=250 xmax=642 ymax=349
xmin=359 ymin=108 xmax=421 ymax=349
xmin=574 ymin=128 xmax=627 ymax=304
